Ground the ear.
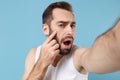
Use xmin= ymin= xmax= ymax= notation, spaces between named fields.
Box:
xmin=42 ymin=24 xmax=49 ymax=36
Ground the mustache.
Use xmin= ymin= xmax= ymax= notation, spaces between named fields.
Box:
xmin=61 ymin=35 xmax=74 ymax=43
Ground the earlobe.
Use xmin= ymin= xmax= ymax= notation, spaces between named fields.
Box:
xmin=42 ymin=24 xmax=49 ymax=36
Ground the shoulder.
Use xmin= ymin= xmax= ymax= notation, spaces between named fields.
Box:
xmin=73 ymin=45 xmax=88 ymax=55
xmin=72 ymin=45 xmax=89 ymax=74
xmin=22 ymin=48 xmax=37 ymax=80
xmin=73 ymin=46 xmax=88 ymax=61
xmin=25 ymin=48 xmax=37 ymax=67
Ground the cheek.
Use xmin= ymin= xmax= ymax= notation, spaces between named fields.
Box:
xmin=73 ymin=31 xmax=75 ymax=37
xmin=57 ymin=33 xmax=61 ymax=40
xmin=55 ymin=28 xmax=62 ymax=36
xmin=73 ymin=30 xmax=75 ymax=37
xmin=56 ymin=32 xmax=62 ymax=42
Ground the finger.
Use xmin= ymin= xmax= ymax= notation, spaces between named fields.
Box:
xmin=48 ymin=39 xmax=57 ymax=47
xmin=46 ymin=31 xmax=57 ymax=43
xmin=51 ymin=43 xmax=59 ymax=50
xmin=54 ymin=49 xmax=60 ymax=56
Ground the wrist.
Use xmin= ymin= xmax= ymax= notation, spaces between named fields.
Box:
xmin=36 ymin=59 xmax=49 ymax=71
xmin=28 ymin=59 xmax=49 ymax=80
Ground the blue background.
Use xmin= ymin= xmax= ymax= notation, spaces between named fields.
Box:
xmin=0 ymin=0 xmax=120 ymax=80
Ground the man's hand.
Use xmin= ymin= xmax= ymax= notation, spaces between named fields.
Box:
xmin=39 ymin=31 xmax=60 ymax=67
xmin=26 ymin=31 xmax=60 ymax=80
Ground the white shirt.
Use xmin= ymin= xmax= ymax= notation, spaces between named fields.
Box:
xmin=35 ymin=45 xmax=88 ymax=80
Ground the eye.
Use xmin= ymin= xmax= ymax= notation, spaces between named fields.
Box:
xmin=71 ymin=24 xmax=75 ymax=28
xmin=58 ymin=23 xmax=65 ymax=28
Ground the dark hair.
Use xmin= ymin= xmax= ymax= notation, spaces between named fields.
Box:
xmin=42 ymin=1 xmax=72 ymax=25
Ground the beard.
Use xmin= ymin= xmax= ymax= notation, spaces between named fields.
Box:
xmin=48 ymin=27 xmax=73 ymax=56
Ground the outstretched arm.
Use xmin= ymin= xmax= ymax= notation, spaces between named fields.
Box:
xmin=81 ymin=19 xmax=120 ymax=74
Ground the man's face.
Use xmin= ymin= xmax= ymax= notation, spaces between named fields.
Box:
xmin=49 ymin=8 xmax=75 ymax=55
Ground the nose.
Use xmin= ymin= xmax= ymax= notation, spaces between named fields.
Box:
xmin=65 ymin=25 xmax=74 ymax=35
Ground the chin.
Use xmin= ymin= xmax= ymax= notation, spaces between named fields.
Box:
xmin=59 ymin=47 xmax=72 ymax=56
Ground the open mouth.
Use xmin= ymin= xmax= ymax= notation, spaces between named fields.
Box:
xmin=62 ymin=38 xmax=73 ymax=49
xmin=63 ymin=40 xmax=71 ymax=45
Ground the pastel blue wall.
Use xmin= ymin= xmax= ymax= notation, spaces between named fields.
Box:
xmin=0 ymin=0 xmax=120 ymax=80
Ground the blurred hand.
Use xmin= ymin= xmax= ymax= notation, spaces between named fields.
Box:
xmin=39 ymin=31 xmax=60 ymax=67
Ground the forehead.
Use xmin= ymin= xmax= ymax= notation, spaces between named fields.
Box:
xmin=52 ymin=8 xmax=74 ymax=22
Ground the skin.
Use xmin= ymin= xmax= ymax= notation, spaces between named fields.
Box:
xmin=22 ymin=8 xmax=81 ymax=80
xmin=81 ymin=19 xmax=120 ymax=73
xmin=22 ymin=8 xmax=120 ymax=80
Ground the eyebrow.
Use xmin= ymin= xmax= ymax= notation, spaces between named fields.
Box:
xmin=57 ymin=21 xmax=76 ymax=24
